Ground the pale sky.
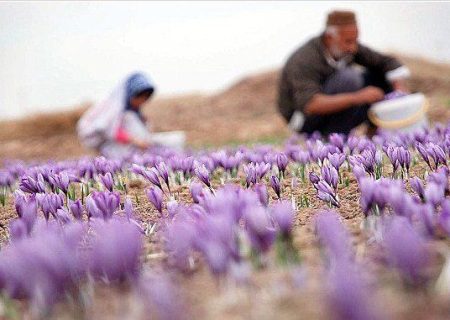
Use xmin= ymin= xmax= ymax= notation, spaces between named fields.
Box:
xmin=0 ymin=1 xmax=449 ymax=119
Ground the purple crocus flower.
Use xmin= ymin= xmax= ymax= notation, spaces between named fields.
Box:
xmin=426 ymin=143 xmax=446 ymax=169
xmin=197 ymin=239 xmax=232 ymax=276
xmin=397 ymin=147 xmax=411 ymax=172
xmin=374 ymin=149 xmax=383 ymax=166
xmin=314 ymin=210 xmax=351 ymax=261
xmin=360 ymin=177 xmax=403 ymax=215
xmin=211 ymin=150 xmax=227 ymax=168
xmin=352 ymin=164 xmax=367 ymax=181
xmin=131 ymin=165 xmax=162 ymax=190
xmin=8 ymin=219 xmax=28 ymax=242
xmin=16 ymin=201 xmax=37 ymax=237
xmin=86 ymin=196 xmax=102 ymax=219
xmin=309 ymin=141 xmax=329 ymax=163
xmin=416 ymin=142 xmax=431 ymax=168
xmin=89 ymin=191 xmax=121 ymax=220
xmin=319 ymin=143 xmax=331 ymax=163
xmin=327 ymin=260 xmax=381 ymax=320
xmin=146 ymin=167 xmax=163 ymax=190
xmin=19 ymin=175 xmax=45 ymax=194
xmin=36 ymin=192 xmax=65 ymax=220
xmin=276 ymin=153 xmax=289 ymax=177
xmin=78 ymin=159 xmax=96 ymax=179
xmin=244 ymin=206 xmax=276 ymax=253
xmin=99 ymin=172 xmax=114 ymax=192
xmin=374 ymin=178 xmax=398 ymax=212
xmin=0 ymin=221 xmax=86 ymax=310
xmin=329 ymin=133 xmax=345 ymax=152
xmin=263 ymin=153 xmax=277 ymax=166
xmin=194 ymin=165 xmax=211 ymax=188
xmin=417 ymin=203 xmax=436 ymax=236
xmin=163 ymin=216 xmax=196 ymax=271
xmin=146 ymin=186 xmax=164 ymax=213
xmin=383 ymin=216 xmax=429 ymax=284
xmin=424 ymin=182 xmax=445 ymax=207
xmin=156 ymin=162 xmax=170 ymax=190
xmin=166 ymin=200 xmax=180 ymax=219
xmin=89 ymin=218 xmax=143 ymax=281
xmin=439 ymin=199 xmax=450 ymax=235
xmin=201 ymin=185 xmax=247 ymax=222
xmin=347 ymin=136 xmax=359 ymax=154
xmin=69 ymin=199 xmax=83 ymax=220
xmin=94 ymin=156 xmax=114 ymax=174
xmin=410 ymin=177 xmax=425 ymax=200
xmin=0 ymin=170 xmax=15 ymax=188
xmin=130 ymin=163 xmax=145 ymax=176
xmin=222 ymin=151 xmax=243 ymax=173
xmin=192 ymin=211 xmax=239 ymax=275
xmin=290 ymin=149 xmax=310 ymax=164
xmin=359 ymin=149 xmax=376 ymax=175
xmin=55 ymin=208 xmax=72 ymax=224
xmin=124 ymin=198 xmax=144 ymax=233
xmin=199 ymin=155 xmax=215 ymax=172
xmin=253 ymin=183 xmax=269 ymax=207
xmin=49 ymin=171 xmax=72 ymax=194
xmin=321 ymin=165 xmax=339 ymax=191
xmin=255 ymin=162 xmax=271 ymax=180
xmin=316 ymin=180 xmax=339 ymax=207
xmin=427 ymin=167 xmax=449 ymax=192
xmin=123 ymin=197 xmax=136 ymax=221
xmin=181 ymin=156 xmax=195 ymax=176
xmin=189 ymin=182 xmax=204 ymax=204
xmin=385 ymin=90 xmax=407 ymax=100
xmin=390 ymin=191 xmax=417 ymax=219
xmin=309 ymin=172 xmax=320 ymax=185
xmin=358 ymin=177 xmax=375 ymax=215
xmin=243 ymin=163 xmax=257 ymax=187
xmin=270 ymin=200 xmax=294 ymax=236
xmin=383 ymin=144 xmax=400 ymax=173
xmin=270 ymin=175 xmax=282 ymax=199
xmin=328 ymin=152 xmax=346 ymax=171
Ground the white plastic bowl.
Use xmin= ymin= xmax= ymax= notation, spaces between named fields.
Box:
xmin=369 ymin=93 xmax=429 ymax=133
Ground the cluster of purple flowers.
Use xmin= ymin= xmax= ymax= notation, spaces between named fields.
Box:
xmin=243 ymin=162 xmax=271 ymax=187
xmin=163 ymin=184 xmax=296 ymax=276
xmin=383 ymin=143 xmax=411 ymax=176
xmin=315 ymin=210 xmax=381 ymax=320
xmin=1 ymin=216 xmax=144 ymax=307
xmin=383 ymin=216 xmax=430 ymax=285
xmin=309 ymin=170 xmax=339 ymax=207
xmin=1 ymin=121 xmax=450 ymax=317
xmin=0 ymin=192 xmax=182 ymax=318
xmin=416 ymin=142 xmax=447 ymax=170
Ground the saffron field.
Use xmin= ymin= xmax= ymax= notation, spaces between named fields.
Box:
xmin=1 ymin=127 xmax=450 ymax=319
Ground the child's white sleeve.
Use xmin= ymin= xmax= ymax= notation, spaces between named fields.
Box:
xmin=122 ymin=111 xmax=152 ymax=143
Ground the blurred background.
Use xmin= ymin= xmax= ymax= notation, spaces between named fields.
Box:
xmin=0 ymin=1 xmax=450 ymax=159
xmin=1 ymin=1 xmax=449 ymax=119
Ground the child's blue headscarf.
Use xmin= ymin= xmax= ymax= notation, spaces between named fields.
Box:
xmin=124 ymin=73 xmax=155 ymax=115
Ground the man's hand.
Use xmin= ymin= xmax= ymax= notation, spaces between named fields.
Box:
xmin=354 ymin=86 xmax=384 ymax=105
xmin=392 ymin=79 xmax=409 ymax=93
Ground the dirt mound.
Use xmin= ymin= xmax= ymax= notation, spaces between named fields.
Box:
xmin=146 ymin=70 xmax=287 ymax=146
xmin=1 ymin=55 xmax=449 ymax=160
